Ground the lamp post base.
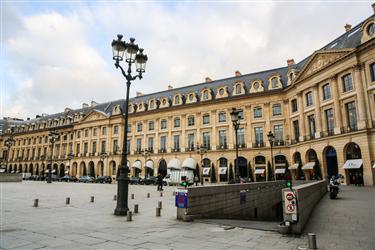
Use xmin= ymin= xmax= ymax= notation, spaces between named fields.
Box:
xmin=114 ymin=167 xmax=129 ymax=216
xmin=114 ymin=207 xmax=128 ymax=216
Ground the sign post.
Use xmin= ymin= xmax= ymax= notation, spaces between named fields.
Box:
xmin=284 ymin=191 xmax=297 ymax=216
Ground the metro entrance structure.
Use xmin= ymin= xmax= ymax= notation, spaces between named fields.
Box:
xmin=1 ymin=6 xmax=375 ymax=186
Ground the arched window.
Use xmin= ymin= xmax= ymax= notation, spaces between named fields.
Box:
xmin=149 ymin=100 xmax=154 ymax=109
xmin=235 ymin=84 xmax=242 ymax=94
xmin=174 ymin=95 xmax=180 ymax=105
xmin=271 ymin=77 xmax=279 ymax=88
xmin=203 ymin=90 xmax=209 ymax=100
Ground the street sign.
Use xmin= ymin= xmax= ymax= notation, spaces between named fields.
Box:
xmin=175 ymin=190 xmax=188 ymax=208
xmin=284 ymin=191 xmax=297 ymax=215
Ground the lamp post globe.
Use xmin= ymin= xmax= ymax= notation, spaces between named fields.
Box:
xmin=230 ymin=108 xmax=240 ymax=182
xmin=112 ymin=34 xmax=147 ymax=216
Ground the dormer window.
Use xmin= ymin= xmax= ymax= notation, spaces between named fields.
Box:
xmin=203 ymin=90 xmax=209 ymax=100
xmin=189 ymin=94 xmax=194 ymax=101
xmin=368 ymin=23 xmax=375 ymax=36
xmin=174 ymin=95 xmax=180 ymax=105
xmin=271 ymin=77 xmax=278 ymax=88
xmin=149 ymin=100 xmax=155 ymax=109
xmin=235 ymin=84 xmax=241 ymax=94
xmin=219 ymin=88 xmax=225 ymax=95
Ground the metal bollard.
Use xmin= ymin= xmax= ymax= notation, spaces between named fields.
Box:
xmin=66 ymin=197 xmax=70 ymax=205
xmin=33 ymin=199 xmax=39 ymax=207
xmin=147 ymin=193 xmax=150 ymax=198
xmin=158 ymin=201 xmax=162 ymax=209
xmin=156 ymin=207 xmax=161 ymax=217
xmin=113 ymin=195 xmax=117 ymax=201
xmin=307 ymin=233 xmax=317 ymax=249
xmin=131 ymin=194 xmax=134 ymax=199
xmin=160 ymin=192 xmax=163 ymax=197
xmin=134 ymin=204 xmax=139 ymax=214
xmin=127 ymin=211 xmax=132 ymax=221
xmin=90 ymin=196 xmax=94 ymax=203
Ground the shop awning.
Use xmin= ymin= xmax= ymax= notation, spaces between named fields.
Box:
xmin=132 ymin=161 xmax=142 ymax=170
xmin=289 ymin=163 xmax=299 ymax=170
xmin=52 ymin=169 xmax=56 ymax=174
xmin=255 ymin=169 xmax=265 ymax=174
xmin=168 ymin=158 xmax=181 ymax=169
xmin=65 ymin=170 xmax=69 ymax=174
xmin=373 ymin=163 xmax=375 ymax=168
xmin=145 ymin=160 xmax=154 ymax=169
xmin=11 ymin=170 xmax=15 ymax=173
xmin=302 ymin=162 xmax=315 ymax=170
xmin=275 ymin=168 xmax=286 ymax=174
xmin=182 ymin=158 xmax=196 ymax=170
xmin=203 ymin=167 xmax=210 ymax=175
xmin=343 ymin=159 xmax=363 ymax=169
xmin=219 ymin=167 xmax=228 ymax=175
xmin=45 ymin=170 xmax=49 ymax=173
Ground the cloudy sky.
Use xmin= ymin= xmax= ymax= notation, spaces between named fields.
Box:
xmin=1 ymin=1 xmax=373 ymax=119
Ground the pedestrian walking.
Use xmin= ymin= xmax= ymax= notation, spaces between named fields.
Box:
xmin=194 ymin=175 xmax=199 ymax=186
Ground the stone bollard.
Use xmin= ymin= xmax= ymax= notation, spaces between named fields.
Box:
xmin=147 ymin=193 xmax=150 ymax=198
xmin=160 ymin=192 xmax=163 ymax=197
xmin=131 ymin=194 xmax=134 ymax=199
xmin=66 ymin=197 xmax=70 ymax=205
xmin=127 ymin=211 xmax=132 ymax=221
xmin=156 ymin=207 xmax=161 ymax=217
xmin=134 ymin=204 xmax=139 ymax=214
xmin=113 ymin=195 xmax=117 ymax=201
xmin=307 ymin=233 xmax=317 ymax=249
xmin=33 ymin=199 xmax=39 ymax=207
xmin=158 ymin=201 xmax=162 ymax=209
xmin=90 ymin=196 xmax=94 ymax=203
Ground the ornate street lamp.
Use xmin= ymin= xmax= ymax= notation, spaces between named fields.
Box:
xmin=141 ymin=149 xmax=151 ymax=177
xmin=230 ymin=108 xmax=240 ymax=182
xmin=67 ymin=152 xmax=74 ymax=175
xmin=47 ymin=130 xmax=59 ymax=184
xmin=196 ymin=144 xmax=207 ymax=185
xmin=99 ymin=152 xmax=108 ymax=176
xmin=4 ymin=134 xmax=15 ymax=171
xmin=267 ymin=131 xmax=275 ymax=181
xmin=112 ymin=34 xmax=148 ymax=216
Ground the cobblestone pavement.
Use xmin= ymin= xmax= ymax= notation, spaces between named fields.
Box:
xmin=0 ymin=182 xmax=373 ymax=250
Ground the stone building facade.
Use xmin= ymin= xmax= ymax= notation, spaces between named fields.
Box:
xmin=1 ymin=7 xmax=375 ymax=185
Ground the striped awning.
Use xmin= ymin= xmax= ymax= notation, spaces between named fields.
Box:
xmin=132 ymin=161 xmax=142 ymax=170
xmin=145 ymin=160 xmax=154 ymax=169
xmin=182 ymin=158 xmax=196 ymax=170
xmin=168 ymin=158 xmax=181 ymax=169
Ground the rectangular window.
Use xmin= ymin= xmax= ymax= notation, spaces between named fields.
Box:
xmin=83 ymin=142 xmax=88 ymax=154
xmin=137 ymin=123 xmax=142 ymax=132
xmin=160 ymin=136 xmax=166 ymax=151
xmin=173 ymin=135 xmax=180 ymax=151
xmin=254 ymin=127 xmax=263 ymax=145
xmin=113 ymin=125 xmax=119 ymax=134
xmin=203 ymin=132 xmax=210 ymax=149
xmin=136 ymin=138 xmax=142 ymax=152
xmin=93 ymin=128 xmax=98 ymax=136
xmin=161 ymin=120 xmax=167 ymax=129
xmin=126 ymin=139 xmax=130 ymax=154
xmin=187 ymin=133 xmax=195 ymax=149
xmin=113 ymin=140 xmax=118 ymax=153
xmin=272 ymin=104 xmax=282 ymax=116
xmin=187 ymin=116 xmax=195 ymax=126
xmin=308 ymin=115 xmax=316 ymax=137
xmin=254 ymin=107 xmax=262 ymax=118
xmin=219 ymin=130 xmax=227 ymax=148
xmin=238 ymin=109 xmax=244 ymax=120
xmin=102 ymin=127 xmax=107 ymax=136
xmin=274 ymin=125 xmax=283 ymax=142
xmin=92 ymin=141 xmax=97 ymax=154
xmin=322 ymin=84 xmax=331 ymax=100
xmin=76 ymin=143 xmax=80 ymax=154
xmin=293 ymin=120 xmax=300 ymax=141
xmin=148 ymin=137 xmax=154 ymax=151
xmin=346 ymin=101 xmax=357 ymax=130
xmin=237 ymin=128 xmax=245 ymax=146
xmin=203 ymin=114 xmax=210 ymax=124
xmin=218 ymin=112 xmax=226 ymax=122
xmin=306 ymin=92 xmax=313 ymax=106
xmin=101 ymin=140 xmax=106 ymax=153
xmin=342 ymin=74 xmax=353 ymax=92
xmin=77 ymin=130 xmax=81 ymax=139
xmin=291 ymin=99 xmax=298 ymax=112
xmin=174 ymin=118 xmax=180 ymax=128
xmin=371 ymin=63 xmax=375 ymax=82
xmin=148 ymin=121 xmax=154 ymax=131
xmin=325 ymin=109 xmax=335 ymax=134
xmin=127 ymin=124 xmax=131 ymax=133
xmin=84 ymin=129 xmax=89 ymax=137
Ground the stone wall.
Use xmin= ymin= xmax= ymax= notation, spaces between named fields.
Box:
xmin=183 ymin=181 xmax=285 ymax=221
xmin=0 ymin=173 xmax=22 ymax=182
xmin=282 ymin=180 xmax=327 ymax=234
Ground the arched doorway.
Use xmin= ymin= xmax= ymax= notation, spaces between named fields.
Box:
xmin=35 ymin=164 xmax=39 ymax=176
xmin=59 ymin=163 xmax=65 ymax=177
xmin=304 ymin=149 xmax=321 ymax=180
xmin=41 ymin=163 xmax=45 ymax=176
xmin=274 ymin=155 xmax=287 ymax=180
xmin=109 ymin=160 xmax=116 ymax=177
xmin=344 ymin=142 xmax=363 ymax=185
xmin=9 ymin=164 xmax=13 ymax=173
xmin=218 ymin=157 xmax=228 ymax=182
xmin=132 ymin=160 xmax=142 ymax=177
xmin=71 ymin=162 xmax=78 ymax=177
xmin=80 ymin=162 xmax=87 ymax=176
xmin=202 ymin=158 xmax=211 ymax=183
xmin=29 ymin=164 xmax=34 ymax=175
xmin=53 ymin=163 xmax=58 ymax=176
xmin=254 ymin=155 xmax=266 ymax=182
xmin=237 ymin=157 xmax=247 ymax=178
xmin=145 ymin=160 xmax=154 ymax=177
xmin=88 ymin=161 xmax=95 ymax=177
xmin=324 ymin=146 xmax=338 ymax=178
xmin=158 ymin=159 xmax=167 ymax=177
xmin=98 ymin=161 xmax=104 ymax=176
xmin=293 ymin=152 xmax=304 ymax=180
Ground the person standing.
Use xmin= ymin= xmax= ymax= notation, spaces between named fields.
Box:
xmin=157 ymin=174 xmax=163 ymax=191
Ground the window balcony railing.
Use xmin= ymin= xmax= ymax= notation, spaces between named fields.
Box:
xmin=135 ymin=149 xmax=142 ymax=154
xmin=203 ymin=145 xmax=211 ymax=150
xmin=218 ymin=144 xmax=228 ymax=150
xmin=253 ymin=142 xmax=264 ymax=148
xmin=305 ymin=134 xmax=315 ymax=141
xmin=322 ymin=130 xmax=335 ymax=137
xmin=173 ymin=148 xmax=180 ymax=152
xmin=147 ymin=148 xmax=154 ymax=153
xmin=158 ymin=148 xmax=167 ymax=153
xmin=273 ymin=140 xmax=285 ymax=146
xmin=342 ymin=126 xmax=358 ymax=133
xmin=186 ymin=147 xmax=195 ymax=152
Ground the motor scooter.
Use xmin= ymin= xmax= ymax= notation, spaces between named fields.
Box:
xmin=329 ymin=175 xmax=343 ymax=199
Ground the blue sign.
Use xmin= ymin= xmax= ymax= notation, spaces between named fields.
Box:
xmin=175 ymin=190 xmax=188 ymax=208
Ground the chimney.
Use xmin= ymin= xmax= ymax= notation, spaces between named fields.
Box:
xmin=64 ymin=107 xmax=72 ymax=113
xmin=82 ymin=103 xmax=89 ymax=108
xmin=136 ymin=91 xmax=143 ymax=97
xmin=235 ymin=70 xmax=241 ymax=77
xmin=205 ymin=77 xmax=212 ymax=82
xmin=90 ymin=101 xmax=98 ymax=107
xmin=344 ymin=24 xmax=352 ymax=32
xmin=168 ymin=85 xmax=173 ymax=90
xmin=372 ymin=3 xmax=375 ymax=14
xmin=287 ymin=58 xmax=295 ymax=66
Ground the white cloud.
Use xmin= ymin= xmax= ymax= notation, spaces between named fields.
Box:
xmin=2 ymin=2 xmax=372 ymax=119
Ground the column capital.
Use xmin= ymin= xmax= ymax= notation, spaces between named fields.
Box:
xmin=353 ymin=63 xmax=365 ymax=71
xmin=329 ymin=74 xmax=338 ymax=82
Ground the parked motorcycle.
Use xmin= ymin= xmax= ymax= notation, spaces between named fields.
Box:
xmin=329 ymin=175 xmax=343 ymax=199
